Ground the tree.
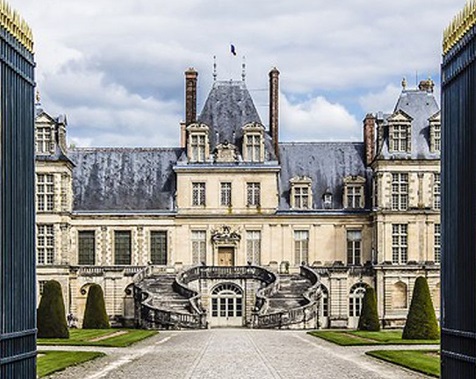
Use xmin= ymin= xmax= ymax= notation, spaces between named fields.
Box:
xmin=82 ymin=284 xmax=110 ymax=329
xmin=37 ymin=280 xmax=69 ymax=338
xmin=402 ymin=276 xmax=439 ymax=340
xmin=358 ymin=287 xmax=380 ymax=331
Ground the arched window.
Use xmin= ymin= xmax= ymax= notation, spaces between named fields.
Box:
xmin=392 ymin=281 xmax=407 ymax=309
xmin=211 ymin=283 xmax=243 ymax=319
xmin=349 ymin=283 xmax=367 ymax=318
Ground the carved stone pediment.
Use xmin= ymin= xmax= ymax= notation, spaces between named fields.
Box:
xmin=211 ymin=225 xmax=241 ymax=244
xmin=215 ymin=140 xmax=237 ymax=163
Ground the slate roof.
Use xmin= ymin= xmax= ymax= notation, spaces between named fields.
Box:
xmin=279 ymin=142 xmax=372 ymax=210
xmin=379 ymin=89 xmax=440 ymax=160
xmin=68 ymin=148 xmax=183 ymax=211
xmin=198 ymin=80 xmax=277 ymax=161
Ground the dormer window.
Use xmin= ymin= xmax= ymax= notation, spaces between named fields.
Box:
xmin=187 ymin=123 xmax=209 ymax=163
xmin=343 ymin=176 xmax=365 ymax=209
xmin=388 ymin=110 xmax=412 ymax=153
xmin=290 ymin=176 xmax=313 ymax=209
xmin=36 ymin=125 xmax=54 ymax=154
xmin=429 ymin=112 xmax=441 ymax=153
xmin=242 ymin=122 xmax=265 ymax=162
xmin=323 ymin=191 xmax=333 ymax=209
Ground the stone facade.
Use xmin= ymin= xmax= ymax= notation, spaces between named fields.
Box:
xmin=35 ymin=69 xmax=440 ymax=329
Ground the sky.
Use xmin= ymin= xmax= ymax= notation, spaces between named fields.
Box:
xmin=11 ymin=0 xmax=464 ymax=147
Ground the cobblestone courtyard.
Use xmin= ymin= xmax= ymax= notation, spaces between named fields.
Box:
xmin=42 ymin=329 xmax=435 ymax=379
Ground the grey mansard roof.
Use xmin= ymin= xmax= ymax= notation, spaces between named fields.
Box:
xmin=198 ymin=80 xmax=277 ymax=160
xmin=379 ymin=89 xmax=440 ymax=160
xmin=69 ymin=148 xmax=183 ymax=211
xmin=279 ymin=142 xmax=371 ymax=210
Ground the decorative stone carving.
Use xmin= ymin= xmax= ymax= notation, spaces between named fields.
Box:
xmin=211 ymin=225 xmax=241 ymax=244
xmin=214 ymin=140 xmax=237 ymax=163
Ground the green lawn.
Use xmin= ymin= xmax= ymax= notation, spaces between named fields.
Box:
xmin=38 ymin=329 xmax=157 ymax=347
xmin=308 ymin=330 xmax=440 ymax=346
xmin=37 ymin=351 xmax=105 ymax=378
xmin=366 ymin=349 xmax=440 ymax=377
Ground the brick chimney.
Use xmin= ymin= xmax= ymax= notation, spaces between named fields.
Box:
xmin=363 ymin=113 xmax=376 ymax=166
xmin=185 ymin=68 xmax=198 ymax=126
xmin=269 ymin=67 xmax=280 ymax=159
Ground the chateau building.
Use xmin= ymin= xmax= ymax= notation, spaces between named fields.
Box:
xmin=35 ymin=68 xmax=440 ymax=329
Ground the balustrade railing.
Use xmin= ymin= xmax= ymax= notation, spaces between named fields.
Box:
xmin=253 ymin=265 xmax=322 ymax=329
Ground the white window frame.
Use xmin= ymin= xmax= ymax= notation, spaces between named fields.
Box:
xmin=242 ymin=122 xmax=265 ymax=162
xmin=37 ymin=224 xmax=54 ymax=265
xmin=434 ymin=173 xmax=441 ymax=210
xmin=391 ymin=173 xmax=408 ymax=211
xmin=190 ymin=134 xmax=206 ymax=162
xmin=392 ymin=224 xmax=408 ymax=264
xmin=246 ymin=230 xmax=261 ymax=265
xmin=294 ymin=230 xmax=309 ymax=265
xmin=347 ymin=230 xmax=362 ymax=265
xmin=192 ymin=182 xmax=206 ymax=206
xmin=247 ymin=182 xmax=261 ymax=206
xmin=434 ymin=223 xmax=441 ymax=263
xmin=220 ymin=182 xmax=232 ymax=207
xmin=36 ymin=126 xmax=54 ymax=154
xmin=191 ymin=230 xmax=206 ymax=265
xmin=37 ymin=173 xmax=54 ymax=212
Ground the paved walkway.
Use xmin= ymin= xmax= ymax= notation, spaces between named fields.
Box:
xmin=41 ymin=329 xmax=437 ymax=379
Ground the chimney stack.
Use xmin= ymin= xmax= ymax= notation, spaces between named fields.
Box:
xmin=363 ymin=113 xmax=376 ymax=166
xmin=185 ymin=68 xmax=198 ymax=126
xmin=269 ymin=67 xmax=280 ymax=159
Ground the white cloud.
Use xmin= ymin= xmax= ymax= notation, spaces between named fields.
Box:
xmin=280 ymin=94 xmax=360 ymax=141
xmin=359 ymin=84 xmax=402 ymax=114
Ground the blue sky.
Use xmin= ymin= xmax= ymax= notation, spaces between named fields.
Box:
xmin=11 ymin=0 xmax=463 ymax=147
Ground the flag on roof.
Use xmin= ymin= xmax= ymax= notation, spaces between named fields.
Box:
xmin=230 ymin=44 xmax=236 ymax=56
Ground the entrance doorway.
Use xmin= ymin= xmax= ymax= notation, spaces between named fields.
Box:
xmin=218 ymin=247 xmax=234 ymax=266
xmin=210 ymin=283 xmax=243 ymax=327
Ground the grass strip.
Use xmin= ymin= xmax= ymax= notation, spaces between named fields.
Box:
xmin=366 ymin=349 xmax=440 ymax=377
xmin=38 ymin=329 xmax=157 ymax=347
xmin=308 ymin=330 xmax=439 ymax=346
xmin=37 ymin=350 xmax=105 ymax=378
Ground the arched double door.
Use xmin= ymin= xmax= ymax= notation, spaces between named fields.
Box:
xmin=209 ymin=283 xmax=244 ymax=327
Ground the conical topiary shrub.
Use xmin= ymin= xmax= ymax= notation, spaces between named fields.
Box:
xmin=357 ymin=287 xmax=380 ymax=331
xmin=82 ymin=284 xmax=110 ymax=329
xmin=402 ymin=277 xmax=439 ymax=340
xmin=37 ymin=280 xmax=69 ymax=338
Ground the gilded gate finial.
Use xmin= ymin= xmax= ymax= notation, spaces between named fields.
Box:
xmin=443 ymin=0 xmax=476 ymax=55
xmin=0 ymin=0 xmax=33 ymax=52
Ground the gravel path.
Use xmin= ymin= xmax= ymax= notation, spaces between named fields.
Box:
xmin=41 ymin=329 xmax=437 ymax=379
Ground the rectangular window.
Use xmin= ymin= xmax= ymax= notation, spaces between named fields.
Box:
xmin=192 ymin=182 xmax=206 ymax=206
xmin=391 ymin=124 xmax=408 ymax=152
xmin=391 ymin=173 xmax=408 ymax=210
xmin=247 ymin=182 xmax=260 ymax=206
xmin=294 ymin=186 xmax=310 ymax=209
xmin=346 ymin=185 xmax=362 ymax=209
xmin=347 ymin=230 xmax=362 ymax=265
xmin=191 ymin=134 xmax=206 ymax=162
xmin=37 ymin=224 xmax=54 ymax=265
xmin=38 ymin=280 xmax=48 ymax=296
xmin=294 ymin=230 xmax=309 ymax=265
xmin=191 ymin=231 xmax=206 ymax=265
xmin=220 ymin=182 xmax=232 ymax=207
xmin=78 ymin=231 xmax=95 ymax=265
xmin=246 ymin=231 xmax=261 ymax=265
xmin=151 ymin=231 xmax=168 ymax=265
xmin=37 ymin=173 xmax=54 ymax=212
xmin=36 ymin=126 xmax=53 ymax=154
xmin=392 ymin=224 xmax=408 ymax=264
xmin=246 ymin=134 xmax=261 ymax=162
xmin=114 ymin=231 xmax=131 ymax=265
xmin=434 ymin=224 xmax=441 ymax=263
xmin=433 ymin=124 xmax=441 ymax=152
xmin=434 ymin=173 xmax=441 ymax=210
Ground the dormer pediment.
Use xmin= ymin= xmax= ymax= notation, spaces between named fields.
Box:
xmin=428 ymin=111 xmax=441 ymax=122
xmin=242 ymin=122 xmax=265 ymax=132
xmin=387 ymin=110 xmax=413 ymax=123
xmin=36 ymin=112 xmax=57 ymax=125
xmin=186 ymin=122 xmax=209 ymax=132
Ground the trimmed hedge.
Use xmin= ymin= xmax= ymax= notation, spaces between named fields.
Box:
xmin=358 ymin=287 xmax=380 ymax=331
xmin=37 ymin=280 xmax=69 ymax=338
xmin=82 ymin=284 xmax=110 ymax=329
xmin=402 ymin=277 xmax=439 ymax=340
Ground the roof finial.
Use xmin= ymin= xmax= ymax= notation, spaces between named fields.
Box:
xmin=213 ymin=55 xmax=217 ymax=81
xmin=401 ymin=77 xmax=407 ymax=90
xmin=35 ymin=89 xmax=41 ymax=105
xmin=242 ymin=56 xmax=246 ymax=81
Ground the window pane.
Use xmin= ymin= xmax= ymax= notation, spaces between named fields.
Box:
xmin=115 ymin=231 xmax=131 ymax=265
xmin=151 ymin=231 xmax=167 ymax=265
xmin=78 ymin=231 xmax=95 ymax=265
